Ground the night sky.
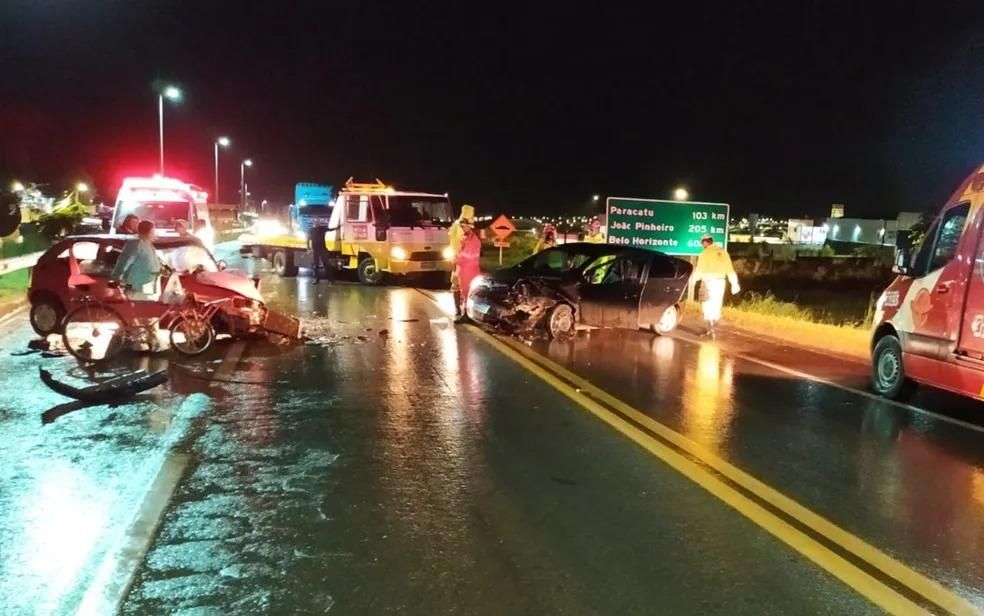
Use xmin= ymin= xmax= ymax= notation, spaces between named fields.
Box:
xmin=1 ymin=2 xmax=982 ymax=218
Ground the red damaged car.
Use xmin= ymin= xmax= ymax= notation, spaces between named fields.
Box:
xmin=27 ymin=234 xmax=266 ymax=337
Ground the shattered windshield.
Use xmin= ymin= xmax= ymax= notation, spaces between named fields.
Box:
xmin=127 ymin=201 xmax=193 ymax=227
xmin=159 ymin=243 xmax=218 ymax=273
xmin=387 ymin=196 xmax=453 ymax=227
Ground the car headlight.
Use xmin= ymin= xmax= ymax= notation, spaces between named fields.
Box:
xmin=390 ymin=246 xmax=408 ymax=260
xmin=442 ymin=245 xmax=454 ymax=260
xmin=469 ymin=275 xmax=489 ymax=293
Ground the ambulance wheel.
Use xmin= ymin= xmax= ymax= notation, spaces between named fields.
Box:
xmin=547 ymin=303 xmax=575 ymax=339
xmin=357 ymin=257 xmax=383 ymax=285
xmin=273 ymin=251 xmax=298 ymax=277
xmin=871 ymin=335 xmax=917 ymax=401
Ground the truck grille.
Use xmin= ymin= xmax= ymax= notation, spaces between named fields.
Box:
xmin=410 ymin=250 xmax=442 ymax=261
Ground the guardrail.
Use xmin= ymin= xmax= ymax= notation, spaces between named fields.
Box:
xmin=0 ymin=251 xmax=44 ymax=275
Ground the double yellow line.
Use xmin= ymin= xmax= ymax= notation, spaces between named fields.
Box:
xmin=462 ymin=324 xmax=978 ymax=616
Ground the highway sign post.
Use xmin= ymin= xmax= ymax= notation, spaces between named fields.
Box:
xmin=606 ymin=197 xmax=730 ymax=257
xmin=490 ymin=214 xmax=515 ymax=265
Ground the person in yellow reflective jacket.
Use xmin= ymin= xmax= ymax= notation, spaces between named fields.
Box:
xmin=533 ymin=224 xmax=557 ymax=254
xmin=449 ymin=204 xmax=475 ymax=319
xmin=693 ymin=234 xmax=740 ymax=337
xmin=585 ymin=217 xmax=605 ymax=243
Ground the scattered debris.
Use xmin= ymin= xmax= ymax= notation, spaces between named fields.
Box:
xmin=40 ymin=351 xmax=65 ymax=359
xmin=378 ymin=329 xmax=389 ymax=337
xmin=40 ymin=367 xmax=168 ymax=402
xmin=27 ymin=338 xmax=50 ymax=351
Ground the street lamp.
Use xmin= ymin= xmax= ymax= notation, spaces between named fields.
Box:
xmin=214 ymin=136 xmax=230 ymax=204
xmin=11 ymin=181 xmax=24 ymax=192
xmin=592 ymin=194 xmax=600 ymax=202
xmin=157 ymin=85 xmax=182 ymax=175
xmin=77 ymin=182 xmax=89 ymax=193
xmin=673 ymin=187 xmax=689 ymax=201
xmin=240 ymin=158 xmax=253 ymax=213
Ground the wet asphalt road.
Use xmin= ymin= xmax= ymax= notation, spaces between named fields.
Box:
xmin=1 ymin=246 xmax=984 ymax=614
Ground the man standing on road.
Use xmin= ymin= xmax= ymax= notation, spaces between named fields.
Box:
xmin=694 ymin=234 xmax=739 ymax=337
xmin=449 ymin=204 xmax=475 ymax=319
xmin=112 ymin=220 xmax=163 ymax=300
xmin=308 ymin=222 xmax=334 ymax=284
xmin=454 ymin=217 xmax=481 ymax=323
xmin=534 ymin=224 xmax=557 ymax=254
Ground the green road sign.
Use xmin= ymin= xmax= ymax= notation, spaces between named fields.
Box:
xmin=606 ymin=197 xmax=730 ymax=256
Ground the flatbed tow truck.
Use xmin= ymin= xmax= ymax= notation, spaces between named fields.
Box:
xmin=241 ymin=178 xmax=455 ymax=284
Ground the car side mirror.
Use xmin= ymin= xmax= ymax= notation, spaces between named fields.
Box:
xmin=892 ymin=247 xmax=911 ymax=276
xmin=218 ymin=259 xmax=228 ymax=271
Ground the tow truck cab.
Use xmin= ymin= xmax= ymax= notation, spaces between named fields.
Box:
xmin=324 ymin=178 xmax=454 ymax=284
xmin=872 ymin=163 xmax=984 ymax=401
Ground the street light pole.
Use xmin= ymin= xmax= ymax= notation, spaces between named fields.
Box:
xmin=240 ymin=159 xmax=252 ymax=214
xmin=158 ymin=94 xmax=164 ymax=175
xmin=157 ymin=86 xmax=181 ymax=175
xmin=214 ymin=137 xmax=230 ymax=204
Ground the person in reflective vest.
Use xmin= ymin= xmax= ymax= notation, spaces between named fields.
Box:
xmin=585 ymin=217 xmax=605 ymax=243
xmin=449 ymin=204 xmax=475 ymax=318
xmin=454 ymin=217 xmax=482 ymax=323
xmin=534 ymin=224 xmax=557 ymax=254
xmin=693 ymin=234 xmax=739 ymax=337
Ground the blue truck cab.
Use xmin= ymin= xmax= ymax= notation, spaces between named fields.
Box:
xmin=291 ymin=183 xmax=334 ymax=235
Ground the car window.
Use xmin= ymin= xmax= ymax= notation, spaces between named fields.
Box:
xmin=345 ymin=195 xmax=369 ymax=222
xmin=528 ymin=248 xmax=593 ymax=274
xmin=648 ymin=255 xmax=677 ymax=279
xmin=929 ymin=203 xmax=969 ymax=272
xmin=583 ymin=255 xmax=645 ymax=285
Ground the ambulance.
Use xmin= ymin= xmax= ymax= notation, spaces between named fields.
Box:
xmin=109 ymin=176 xmax=215 ymax=247
xmin=872 ymin=163 xmax=984 ymax=401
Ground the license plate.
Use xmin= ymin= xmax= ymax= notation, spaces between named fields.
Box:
xmin=420 ymin=261 xmax=438 ymax=270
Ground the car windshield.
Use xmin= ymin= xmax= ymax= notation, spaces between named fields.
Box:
xmin=158 ymin=243 xmax=218 ymax=273
xmin=525 ymin=247 xmax=598 ymax=275
xmin=387 ymin=196 xmax=453 ymax=227
xmin=126 ymin=201 xmax=192 ymax=227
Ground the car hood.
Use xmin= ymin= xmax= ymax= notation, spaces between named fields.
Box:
xmin=194 ymin=271 xmax=263 ymax=302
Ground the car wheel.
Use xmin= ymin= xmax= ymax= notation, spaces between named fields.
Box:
xmin=30 ymin=297 xmax=65 ymax=336
xmin=547 ymin=303 xmax=575 ymax=338
xmin=358 ymin=257 xmax=383 ymax=285
xmin=272 ymin=251 xmax=299 ymax=277
xmin=653 ymin=305 xmax=679 ymax=335
xmin=871 ymin=335 xmax=917 ymax=401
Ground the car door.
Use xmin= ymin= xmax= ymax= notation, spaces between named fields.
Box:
xmin=902 ymin=202 xmax=971 ymax=352
xmin=578 ymin=254 xmax=648 ymax=329
xmin=639 ymin=255 xmax=690 ymax=326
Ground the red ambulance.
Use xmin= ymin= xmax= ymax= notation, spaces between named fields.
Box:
xmin=872 ymin=163 xmax=984 ymax=401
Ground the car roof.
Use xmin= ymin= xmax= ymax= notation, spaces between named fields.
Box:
xmin=54 ymin=234 xmax=203 ymax=249
xmin=545 ymin=243 xmax=671 ymax=260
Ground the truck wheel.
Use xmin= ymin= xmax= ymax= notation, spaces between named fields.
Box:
xmin=546 ymin=304 xmax=575 ymax=339
xmin=272 ymin=251 xmax=299 ymax=277
xmin=358 ymin=257 xmax=383 ymax=285
xmin=871 ymin=335 xmax=917 ymax=401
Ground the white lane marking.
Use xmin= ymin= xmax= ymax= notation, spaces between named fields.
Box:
xmin=674 ymin=332 xmax=984 ymax=436
xmin=0 ymin=302 xmax=28 ymax=329
xmin=73 ymin=340 xmax=247 ymax=615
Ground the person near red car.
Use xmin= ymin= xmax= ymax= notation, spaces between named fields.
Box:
xmin=111 ymin=220 xmax=164 ymax=300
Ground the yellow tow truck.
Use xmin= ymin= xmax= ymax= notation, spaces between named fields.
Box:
xmin=242 ymin=178 xmax=455 ymax=284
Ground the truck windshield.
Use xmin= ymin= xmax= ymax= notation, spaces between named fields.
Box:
xmin=387 ymin=196 xmax=453 ymax=227
xmin=126 ymin=201 xmax=193 ymax=227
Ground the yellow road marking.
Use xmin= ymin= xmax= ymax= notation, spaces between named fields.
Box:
xmin=415 ymin=287 xmax=977 ymax=614
xmin=492 ymin=335 xmax=978 ymax=616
